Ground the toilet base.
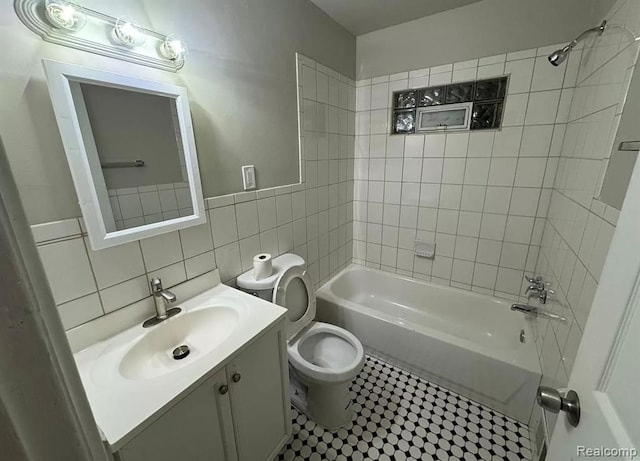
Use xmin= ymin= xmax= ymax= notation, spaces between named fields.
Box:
xmin=289 ymin=367 xmax=354 ymax=430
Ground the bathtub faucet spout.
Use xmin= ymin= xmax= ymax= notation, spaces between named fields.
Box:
xmin=512 ymin=303 xmax=536 ymax=314
xmin=511 ymin=304 xmax=566 ymax=322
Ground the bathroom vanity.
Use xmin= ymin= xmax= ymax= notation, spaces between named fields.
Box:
xmin=73 ymin=282 xmax=291 ymax=461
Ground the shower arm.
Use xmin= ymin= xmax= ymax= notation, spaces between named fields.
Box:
xmin=564 ymin=20 xmax=607 ymax=51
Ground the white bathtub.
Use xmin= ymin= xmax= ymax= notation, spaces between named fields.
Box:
xmin=316 ymin=264 xmax=541 ymax=423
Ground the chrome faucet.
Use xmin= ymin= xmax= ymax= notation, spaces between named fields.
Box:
xmin=151 ymin=278 xmax=176 ymax=319
xmin=511 ymin=304 xmax=566 ymax=321
xmin=523 ymin=274 xmax=553 ymax=304
xmin=143 ymin=278 xmax=182 ymax=328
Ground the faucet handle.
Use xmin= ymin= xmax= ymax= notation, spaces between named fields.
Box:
xmin=525 ymin=284 xmax=539 ymax=295
xmin=524 ymin=274 xmax=543 ymax=284
xmin=150 ymin=277 xmax=163 ymax=293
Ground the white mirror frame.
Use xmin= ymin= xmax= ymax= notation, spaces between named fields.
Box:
xmin=42 ymin=59 xmax=206 ymax=250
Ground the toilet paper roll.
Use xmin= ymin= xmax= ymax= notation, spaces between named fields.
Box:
xmin=253 ymin=253 xmax=273 ymax=280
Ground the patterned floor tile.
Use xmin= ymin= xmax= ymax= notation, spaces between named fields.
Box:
xmin=278 ymin=355 xmax=532 ymax=461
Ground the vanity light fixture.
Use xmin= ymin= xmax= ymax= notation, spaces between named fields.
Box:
xmin=160 ymin=36 xmax=187 ymax=62
xmin=15 ymin=0 xmax=186 ymax=72
xmin=113 ymin=17 xmax=146 ymax=47
xmin=44 ymin=0 xmax=86 ymax=31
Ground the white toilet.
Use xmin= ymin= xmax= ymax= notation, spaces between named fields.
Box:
xmin=237 ymin=254 xmax=364 ymax=429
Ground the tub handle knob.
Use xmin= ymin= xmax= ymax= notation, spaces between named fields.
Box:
xmin=524 ymin=274 xmax=543 ymax=284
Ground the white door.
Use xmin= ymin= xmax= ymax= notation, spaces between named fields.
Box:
xmin=547 ymin=157 xmax=640 ymax=459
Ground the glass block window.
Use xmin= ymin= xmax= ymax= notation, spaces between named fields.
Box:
xmin=394 ymin=111 xmax=415 ymax=134
xmin=445 ymin=82 xmax=474 ymax=104
xmin=392 ymin=76 xmax=508 ymax=134
xmin=395 ymin=91 xmax=417 ymax=109
xmin=419 ymin=87 xmax=444 ymax=106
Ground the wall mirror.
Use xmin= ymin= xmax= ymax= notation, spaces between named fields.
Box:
xmin=43 ymin=59 xmax=205 ymax=250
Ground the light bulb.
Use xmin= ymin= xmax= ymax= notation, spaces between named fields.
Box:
xmin=160 ymin=35 xmax=187 ymax=62
xmin=113 ymin=17 xmax=146 ymax=47
xmin=45 ymin=0 xmax=86 ymax=31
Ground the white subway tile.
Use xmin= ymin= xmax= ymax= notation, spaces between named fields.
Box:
xmin=473 ymin=263 xmax=498 ymax=289
xmin=505 ymin=58 xmax=534 ymax=94
xmin=493 ymin=127 xmax=523 ymax=157
xmin=531 ymin=56 xmax=566 ymax=91
xmin=185 ymin=251 xmax=216 ymax=279
xmin=100 ymin=275 xmax=149 ymax=314
xmin=467 ymin=132 xmax=494 ymax=157
xmin=32 ymin=219 xmax=81 ymax=244
xmin=464 ymin=158 xmax=490 ymax=185
xmin=209 ymin=205 xmax=238 ymax=248
xmin=452 ymin=259 xmax=474 ymax=284
xmin=57 ymin=293 xmax=102 ymax=330
xmin=236 ymin=201 xmax=260 ymax=238
xmin=86 ymin=241 xmax=145 ymax=290
xmin=442 ymin=158 xmax=466 ymax=184
xmin=488 ymin=158 xmax=518 ymax=186
xmin=179 ymin=223 xmax=214 ymax=259
xmin=140 ymin=232 xmax=183 ymax=271
xmin=514 ymin=158 xmax=547 ymax=187
xmin=444 ymin=133 xmax=469 ymax=157
xmin=370 ymin=83 xmax=389 ymax=110
xmin=38 ymin=239 xmax=96 ymax=305
xmin=461 ymin=186 xmax=486 ymax=212
xmin=525 ymin=90 xmax=561 ymax=125
xmin=502 ymin=93 xmax=529 ymax=126
xmin=421 ymin=158 xmax=444 ymax=183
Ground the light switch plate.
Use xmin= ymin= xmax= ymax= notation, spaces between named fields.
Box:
xmin=242 ymin=165 xmax=256 ymax=190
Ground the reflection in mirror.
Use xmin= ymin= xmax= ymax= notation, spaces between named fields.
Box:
xmin=599 ymin=59 xmax=640 ymax=210
xmin=77 ymin=84 xmax=193 ymax=230
xmin=43 ymin=60 xmax=205 ymax=250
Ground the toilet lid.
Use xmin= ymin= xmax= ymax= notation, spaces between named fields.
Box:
xmin=273 ymin=265 xmax=316 ymax=340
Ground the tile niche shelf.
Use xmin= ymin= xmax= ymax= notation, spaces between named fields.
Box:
xmin=392 ymin=76 xmax=508 ymax=135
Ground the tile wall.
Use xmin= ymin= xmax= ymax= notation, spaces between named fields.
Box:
xmin=33 ymin=54 xmax=355 ymax=332
xmin=352 ymin=45 xmax=578 ymax=299
xmin=107 ymin=182 xmax=194 ymax=230
xmin=530 ymin=0 xmax=640 ymax=440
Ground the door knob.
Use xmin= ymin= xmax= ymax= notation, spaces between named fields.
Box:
xmin=232 ymin=373 xmax=242 ymax=383
xmin=536 ymin=386 xmax=581 ymax=427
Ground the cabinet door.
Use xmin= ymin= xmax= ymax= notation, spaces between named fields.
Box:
xmin=119 ymin=368 xmax=236 ymax=461
xmin=227 ymin=324 xmax=290 ymax=461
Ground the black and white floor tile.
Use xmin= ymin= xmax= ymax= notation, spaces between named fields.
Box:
xmin=278 ymin=356 xmax=532 ymax=461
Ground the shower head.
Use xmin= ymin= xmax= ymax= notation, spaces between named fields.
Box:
xmin=548 ymin=20 xmax=607 ymax=66
xmin=548 ymin=44 xmax=572 ymax=66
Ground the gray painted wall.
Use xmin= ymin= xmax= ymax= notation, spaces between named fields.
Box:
xmin=356 ymin=0 xmax=616 ymax=79
xmin=0 ymin=0 xmax=354 ymax=224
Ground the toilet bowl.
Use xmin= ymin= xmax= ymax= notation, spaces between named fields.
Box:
xmin=237 ymin=254 xmax=365 ymax=428
xmin=288 ymin=322 xmax=365 ymax=428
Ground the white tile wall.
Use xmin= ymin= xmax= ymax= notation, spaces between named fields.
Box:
xmin=353 ymin=44 xmax=566 ymax=299
xmin=33 ymin=53 xmax=355 ymax=332
xmin=108 ymin=182 xmax=193 ymax=230
xmin=530 ymin=0 xmax=640 ymax=441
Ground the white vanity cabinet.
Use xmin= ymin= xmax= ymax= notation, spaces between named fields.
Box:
xmin=117 ymin=323 xmax=290 ymax=461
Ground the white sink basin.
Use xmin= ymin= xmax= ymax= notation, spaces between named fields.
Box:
xmin=117 ymin=306 xmax=239 ymax=380
xmin=74 ymin=282 xmax=286 ymax=449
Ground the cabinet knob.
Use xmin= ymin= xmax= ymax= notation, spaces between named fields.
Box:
xmin=219 ymin=384 xmax=229 ymax=395
xmin=232 ymin=373 xmax=242 ymax=383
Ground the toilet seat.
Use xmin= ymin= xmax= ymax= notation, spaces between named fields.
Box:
xmin=273 ymin=265 xmax=316 ymax=340
xmin=288 ymin=322 xmax=365 ymax=383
